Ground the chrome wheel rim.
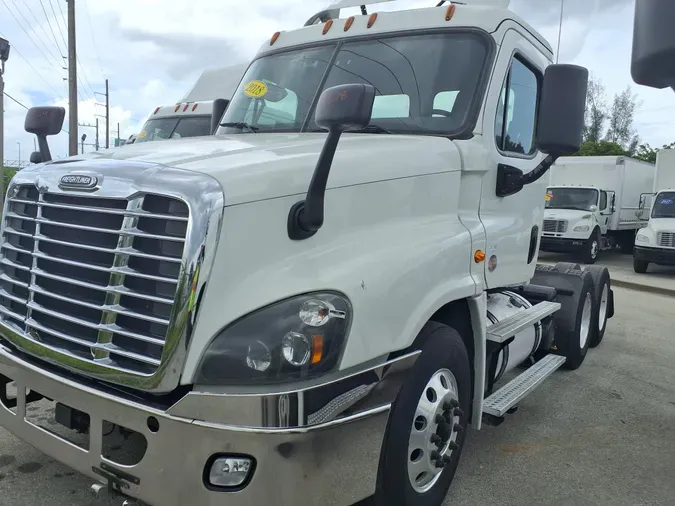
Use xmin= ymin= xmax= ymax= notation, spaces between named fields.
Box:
xmin=579 ymin=293 xmax=593 ymax=348
xmin=598 ymin=283 xmax=609 ymax=332
xmin=590 ymin=240 xmax=599 ymax=260
xmin=407 ymin=368 xmax=461 ymax=494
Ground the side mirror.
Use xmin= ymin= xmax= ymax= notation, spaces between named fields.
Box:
xmin=29 ymin=151 xmax=43 ymax=164
xmin=536 ymin=64 xmax=589 ymax=157
xmin=589 ymin=205 xmax=599 ymax=213
xmin=210 ymin=98 xmax=230 ymax=135
xmin=287 ymin=83 xmax=375 ymax=240
xmin=496 ymin=64 xmax=589 ymax=198
xmin=631 ymin=0 xmax=675 ymax=90
xmin=24 ymin=106 xmax=65 ymax=162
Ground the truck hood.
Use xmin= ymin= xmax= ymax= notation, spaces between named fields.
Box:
xmin=46 ymin=133 xmax=461 ymax=206
xmin=544 ymin=208 xmax=592 ymax=221
xmin=647 ymin=217 xmax=675 ymax=233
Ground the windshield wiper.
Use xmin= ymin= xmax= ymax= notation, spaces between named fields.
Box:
xmin=350 ymin=125 xmax=391 ymax=134
xmin=219 ymin=122 xmax=259 ymax=133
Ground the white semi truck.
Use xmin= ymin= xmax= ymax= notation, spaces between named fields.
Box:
xmin=634 ymin=148 xmax=675 ymax=272
xmin=1 ymin=1 xmax=615 ymax=505
xmin=134 ymin=63 xmax=248 ymax=144
xmin=541 ymin=156 xmax=655 ymax=263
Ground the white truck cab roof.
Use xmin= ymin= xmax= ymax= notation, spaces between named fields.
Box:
xmin=261 ymin=0 xmax=552 ymax=57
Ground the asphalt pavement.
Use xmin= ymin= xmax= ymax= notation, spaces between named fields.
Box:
xmin=0 ymin=287 xmax=674 ymax=506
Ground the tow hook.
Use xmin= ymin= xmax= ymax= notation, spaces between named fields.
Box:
xmin=90 ymin=483 xmax=144 ymax=505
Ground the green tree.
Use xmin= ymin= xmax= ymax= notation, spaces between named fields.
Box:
xmin=605 ymin=86 xmax=641 ymax=151
xmin=633 ymin=142 xmax=675 ymax=164
xmin=578 ymin=76 xmax=642 ymax=157
xmin=574 ymin=140 xmax=628 ymax=157
xmin=583 ymin=74 xmax=607 ymax=144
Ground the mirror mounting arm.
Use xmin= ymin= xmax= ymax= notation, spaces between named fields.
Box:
xmin=496 ymin=154 xmax=557 ymax=198
xmin=288 ymin=126 xmax=342 ymax=240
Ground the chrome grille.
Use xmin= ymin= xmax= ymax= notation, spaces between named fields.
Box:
xmin=543 ymin=219 xmax=567 ymax=233
xmin=0 ymin=185 xmax=188 ymax=375
xmin=658 ymin=232 xmax=675 ymax=248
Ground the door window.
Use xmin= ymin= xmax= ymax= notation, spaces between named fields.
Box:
xmin=495 ymin=57 xmax=541 ymax=155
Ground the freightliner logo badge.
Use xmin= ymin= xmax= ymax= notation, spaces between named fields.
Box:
xmin=59 ymin=174 xmax=98 ymax=189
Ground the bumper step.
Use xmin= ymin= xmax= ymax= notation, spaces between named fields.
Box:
xmin=483 ymin=354 xmax=566 ymax=417
xmin=486 ymin=301 xmax=560 ymax=343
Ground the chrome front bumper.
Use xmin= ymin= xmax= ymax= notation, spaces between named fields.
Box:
xmin=0 ymin=343 xmax=417 ymax=506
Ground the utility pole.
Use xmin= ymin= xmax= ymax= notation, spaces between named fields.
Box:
xmin=105 ymin=79 xmax=109 ymax=148
xmin=94 ymin=82 xmax=109 ymax=149
xmin=95 ymin=117 xmax=99 ymax=151
xmin=67 ymin=0 xmax=78 ymax=156
xmin=1 ymin=36 xmax=11 ymax=212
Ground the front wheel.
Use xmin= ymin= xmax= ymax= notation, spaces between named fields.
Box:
xmin=579 ymin=229 xmax=601 ymax=264
xmin=633 ymin=257 xmax=649 ymax=273
xmin=374 ymin=322 xmax=471 ymax=506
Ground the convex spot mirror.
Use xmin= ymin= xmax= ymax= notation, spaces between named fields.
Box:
xmin=535 ymin=64 xmax=589 ymax=158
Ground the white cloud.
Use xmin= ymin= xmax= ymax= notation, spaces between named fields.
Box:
xmin=2 ymin=0 xmax=675 ymax=165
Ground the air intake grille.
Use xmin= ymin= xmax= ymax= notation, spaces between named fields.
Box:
xmin=658 ymin=232 xmax=675 ymax=248
xmin=543 ymin=220 xmax=567 ymax=233
xmin=0 ymin=185 xmax=188 ymax=375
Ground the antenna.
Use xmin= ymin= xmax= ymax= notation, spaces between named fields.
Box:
xmin=556 ymin=0 xmax=564 ymax=63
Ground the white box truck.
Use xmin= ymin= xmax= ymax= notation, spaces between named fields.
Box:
xmin=1 ymin=1 xmax=615 ymax=505
xmin=540 ymin=155 xmax=655 ymax=263
xmin=634 ymin=148 xmax=675 ymax=272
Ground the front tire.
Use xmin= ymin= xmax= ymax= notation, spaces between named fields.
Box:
xmin=374 ymin=322 xmax=470 ymax=506
xmin=633 ymin=257 xmax=649 ymax=273
xmin=579 ymin=229 xmax=601 ymax=264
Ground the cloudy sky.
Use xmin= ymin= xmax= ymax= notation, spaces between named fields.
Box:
xmin=2 ymin=0 xmax=675 ymax=163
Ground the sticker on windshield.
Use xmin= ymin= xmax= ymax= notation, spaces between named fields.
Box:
xmin=137 ymin=130 xmax=147 ymax=139
xmin=545 ymin=191 xmax=553 ymax=201
xmin=659 ymin=198 xmax=673 ymax=205
xmin=244 ymin=80 xmax=268 ymax=98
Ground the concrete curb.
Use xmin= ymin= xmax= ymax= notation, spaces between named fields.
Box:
xmin=538 ymin=260 xmax=675 ymax=298
xmin=609 ymin=278 xmax=675 ymax=298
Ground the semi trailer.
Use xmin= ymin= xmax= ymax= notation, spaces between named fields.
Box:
xmin=634 ymin=148 xmax=675 ymax=272
xmin=0 ymin=1 xmax=615 ymax=505
xmin=541 ymin=156 xmax=655 ymax=263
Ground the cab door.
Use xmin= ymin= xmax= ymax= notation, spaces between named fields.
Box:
xmin=478 ymin=27 xmax=550 ymax=288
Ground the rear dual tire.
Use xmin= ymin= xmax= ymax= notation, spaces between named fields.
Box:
xmin=553 ymin=263 xmax=610 ymax=347
xmin=532 ymin=266 xmax=596 ymax=369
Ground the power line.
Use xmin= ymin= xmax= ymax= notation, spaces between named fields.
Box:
xmin=1 ymin=0 xmax=63 ymax=71
xmin=49 ymin=0 xmax=68 ymax=55
xmin=38 ymin=0 xmax=66 ymax=57
xmin=83 ymin=0 xmax=104 ymax=80
xmin=3 ymin=91 xmax=28 ymax=109
xmin=0 ymin=29 xmax=66 ymax=100
xmin=11 ymin=0 xmax=62 ymax=62
xmin=22 ymin=0 xmax=65 ymax=58
xmin=2 ymin=92 xmax=69 ymax=134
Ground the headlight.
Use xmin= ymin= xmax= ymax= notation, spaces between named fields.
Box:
xmin=636 ymin=233 xmax=649 ymax=243
xmin=195 ymin=292 xmax=351 ymax=385
xmin=574 ymin=225 xmax=590 ymax=232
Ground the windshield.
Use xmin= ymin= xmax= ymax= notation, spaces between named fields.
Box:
xmin=218 ymin=31 xmax=490 ymax=136
xmin=652 ymin=191 xmax=675 ymax=218
xmin=545 ymin=188 xmax=599 ymax=211
xmin=136 ymin=115 xmax=212 ymax=143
